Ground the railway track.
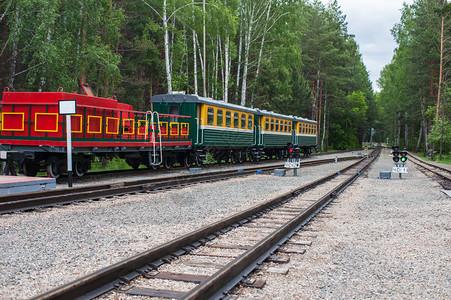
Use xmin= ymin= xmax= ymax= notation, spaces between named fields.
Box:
xmin=32 ymin=148 xmax=380 ymax=300
xmin=55 ymin=149 xmax=363 ymax=183
xmin=407 ymin=152 xmax=451 ymax=189
xmin=0 ymin=156 xmax=361 ymax=215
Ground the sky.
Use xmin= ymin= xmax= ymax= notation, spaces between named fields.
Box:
xmin=320 ymin=0 xmax=414 ymax=92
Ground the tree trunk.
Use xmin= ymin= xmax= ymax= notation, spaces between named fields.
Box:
xmin=436 ymin=0 xmax=444 ymax=120
xmin=213 ymin=37 xmax=219 ymax=99
xmin=79 ymin=3 xmax=87 ymax=87
xmin=252 ymin=0 xmax=272 ymax=107
xmin=8 ymin=8 xmax=19 ymax=90
xmin=240 ymin=6 xmax=254 ymax=107
xmin=404 ymin=111 xmax=408 ymax=149
xmin=316 ymin=79 xmax=323 ymax=146
xmin=415 ymin=124 xmax=422 ymax=153
xmin=397 ymin=112 xmax=401 ymax=146
xmin=235 ymin=2 xmax=244 ymax=102
xmin=202 ymin=0 xmax=206 ymax=97
xmin=196 ymin=36 xmax=204 ymax=96
xmin=421 ymin=98 xmax=429 ymax=156
xmin=39 ymin=29 xmax=53 ymax=92
xmin=193 ymin=30 xmax=198 ymax=95
xmin=224 ymin=34 xmax=230 ymax=102
xmin=321 ymin=95 xmax=327 ymax=151
xmin=163 ymin=0 xmax=172 ymax=93
xmin=439 ymin=115 xmax=444 ymax=160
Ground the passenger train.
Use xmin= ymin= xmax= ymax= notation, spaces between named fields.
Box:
xmin=0 ymin=87 xmax=317 ymax=178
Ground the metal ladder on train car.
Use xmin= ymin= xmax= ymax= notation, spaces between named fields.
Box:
xmin=195 ymin=117 xmax=204 ymax=145
xmin=146 ymin=111 xmax=163 ymax=166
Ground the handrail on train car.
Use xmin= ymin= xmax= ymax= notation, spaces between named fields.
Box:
xmin=195 ymin=117 xmax=204 ymax=145
xmin=146 ymin=111 xmax=163 ymax=166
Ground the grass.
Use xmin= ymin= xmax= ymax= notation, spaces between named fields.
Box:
xmin=90 ymin=156 xmax=135 ymax=172
xmin=413 ymin=152 xmax=451 ymax=165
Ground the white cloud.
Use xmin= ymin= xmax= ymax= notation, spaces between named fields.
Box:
xmin=319 ymin=0 xmax=413 ymax=92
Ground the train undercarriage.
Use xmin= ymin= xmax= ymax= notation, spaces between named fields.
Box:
xmin=1 ymin=144 xmax=315 ymax=178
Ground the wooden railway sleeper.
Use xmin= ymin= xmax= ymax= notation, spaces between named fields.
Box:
xmin=32 ymin=151 xmax=379 ymax=299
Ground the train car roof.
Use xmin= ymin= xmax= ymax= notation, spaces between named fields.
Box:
xmin=150 ymin=94 xmax=258 ymax=114
xmin=256 ymin=109 xmax=297 ymax=121
xmin=150 ymin=94 xmax=317 ymax=123
xmin=293 ymin=116 xmax=317 ymax=124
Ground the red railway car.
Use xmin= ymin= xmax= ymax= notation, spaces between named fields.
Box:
xmin=0 ymin=87 xmax=194 ymax=178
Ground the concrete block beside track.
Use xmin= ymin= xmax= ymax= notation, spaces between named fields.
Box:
xmin=189 ymin=168 xmax=202 ymax=174
xmin=0 ymin=176 xmax=56 ymax=195
xmin=274 ymin=169 xmax=286 ymax=177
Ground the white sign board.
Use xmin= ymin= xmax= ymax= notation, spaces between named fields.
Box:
xmin=392 ymin=166 xmax=408 ymax=173
xmin=392 ymin=162 xmax=408 ymax=173
xmin=58 ymin=99 xmax=77 ymax=115
xmin=285 ymin=158 xmax=300 ymax=169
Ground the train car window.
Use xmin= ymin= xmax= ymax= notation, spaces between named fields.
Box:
xmin=169 ymin=105 xmax=179 ymax=122
xmin=217 ymin=109 xmax=223 ymax=126
xmin=289 ymin=122 xmax=292 ymax=133
xmin=284 ymin=121 xmax=287 ymax=132
xmin=300 ymin=123 xmax=304 ymax=134
xmin=226 ymin=111 xmax=231 ymax=127
xmin=248 ymin=115 xmax=253 ymax=129
xmin=207 ymin=107 xmax=214 ymax=125
xmin=233 ymin=112 xmax=239 ymax=128
xmin=265 ymin=118 xmax=269 ymax=131
xmin=240 ymin=113 xmax=246 ymax=129
xmin=271 ymin=119 xmax=274 ymax=131
xmin=275 ymin=120 xmax=279 ymax=132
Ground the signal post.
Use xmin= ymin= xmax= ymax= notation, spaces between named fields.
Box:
xmin=391 ymin=146 xmax=408 ymax=179
xmin=285 ymin=143 xmax=301 ymax=176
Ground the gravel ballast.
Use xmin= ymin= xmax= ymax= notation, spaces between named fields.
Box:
xmin=1 ymin=149 xmax=449 ymax=299
xmin=237 ymin=149 xmax=450 ymax=299
xmin=0 ymin=159 xmax=355 ymax=299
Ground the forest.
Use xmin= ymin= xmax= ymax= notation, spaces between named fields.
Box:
xmin=0 ymin=0 xmax=448 ymax=160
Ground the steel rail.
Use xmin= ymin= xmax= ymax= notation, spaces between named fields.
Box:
xmin=183 ymin=148 xmax=379 ymax=299
xmin=55 ymin=149 xmax=363 ymax=180
xmin=31 ymin=151 xmax=376 ymax=300
xmin=0 ymin=156 xmax=360 ymax=215
xmin=407 ymin=152 xmax=451 ymax=181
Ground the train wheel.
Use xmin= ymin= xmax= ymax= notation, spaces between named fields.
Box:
xmin=23 ymin=163 xmax=38 ymax=177
xmin=231 ymin=153 xmax=238 ymax=164
xmin=46 ymin=162 xmax=61 ymax=179
xmin=127 ymin=159 xmax=140 ymax=170
xmin=74 ymin=161 xmax=85 ymax=177
xmin=195 ymin=155 xmax=203 ymax=166
xmin=184 ymin=155 xmax=193 ymax=168
xmin=163 ymin=157 xmax=173 ymax=169
xmin=238 ymin=151 xmax=245 ymax=163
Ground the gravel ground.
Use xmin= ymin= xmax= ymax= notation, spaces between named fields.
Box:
xmin=237 ymin=148 xmax=450 ymax=299
xmin=0 ymin=158 xmax=355 ymax=299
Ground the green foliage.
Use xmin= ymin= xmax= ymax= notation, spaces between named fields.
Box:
xmin=91 ymin=155 xmax=133 ymax=172
xmin=428 ymin=117 xmax=451 ymax=154
xmin=1 ymin=0 xmax=124 ymax=93
xmin=376 ymin=0 xmax=446 ymax=157
xmin=0 ymin=0 xmax=375 ymax=151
